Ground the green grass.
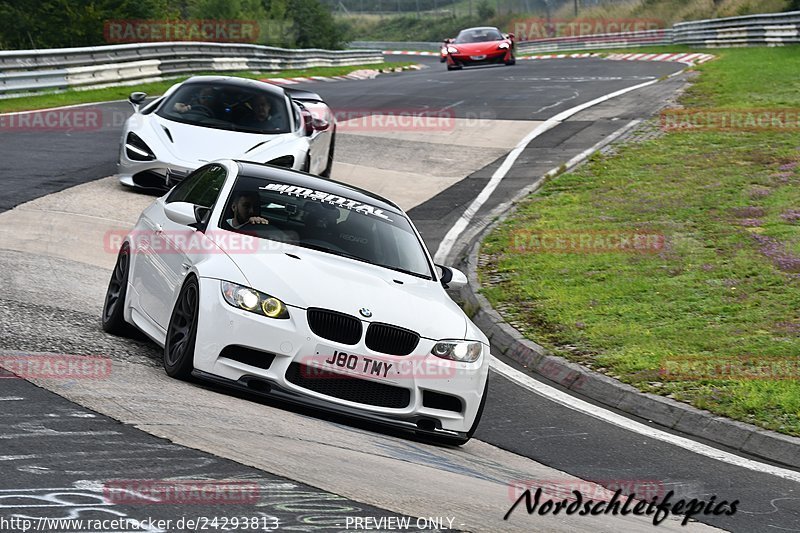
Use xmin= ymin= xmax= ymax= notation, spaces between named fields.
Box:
xmin=479 ymin=45 xmax=800 ymax=435
xmin=0 ymin=63 xmax=412 ymax=113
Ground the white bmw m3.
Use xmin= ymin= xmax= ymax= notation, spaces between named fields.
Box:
xmin=102 ymin=160 xmax=489 ymax=444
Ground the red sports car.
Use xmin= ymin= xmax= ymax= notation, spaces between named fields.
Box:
xmin=444 ymin=26 xmax=515 ymax=70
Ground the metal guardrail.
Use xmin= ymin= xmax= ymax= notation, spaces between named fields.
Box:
xmin=516 ymin=29 xmax=673 ymax=53
xmin=351 ymin=10 xmax=800 ymax=53
xmin=349 ymin=41 xmax=441 ymax=51
xmin=0 ymin=42 xmax=383 ymax=94
xmin=673 ymin=11 xmax=800 ymax=46
xmin=2 ymin=10 xmax=796 ymax=95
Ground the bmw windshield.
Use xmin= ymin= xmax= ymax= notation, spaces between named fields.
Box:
xmin=220 ymin=175 xmax=435 ymax=280
xmin=157 ymin=82 xmax=292 ymax=134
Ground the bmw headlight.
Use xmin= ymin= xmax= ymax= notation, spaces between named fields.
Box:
xmin=221 ymin=281 xmax=289 ymax=319
xmin=447 ymin=46 xmax=459 ymax=54
xmin=431 ymin=340 xmax=482 ymax=363
xmin=498 ymin=42 xmax=510 ymax=49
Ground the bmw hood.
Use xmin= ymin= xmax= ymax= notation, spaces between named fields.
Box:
xmin=133 ymin=114 xmax=294 ymax=164
xmin=223 ymin=246 xmax=469 ymax=340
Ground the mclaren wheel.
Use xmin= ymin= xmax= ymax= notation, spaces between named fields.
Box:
xmin=164 ymin=276 xmax=199 ymax=380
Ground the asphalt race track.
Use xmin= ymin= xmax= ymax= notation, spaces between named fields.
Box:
xmin=1 ymin=55 xmax=798 ymax=532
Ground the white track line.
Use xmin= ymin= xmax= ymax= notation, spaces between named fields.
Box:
xmin=490 ymin=357 xmax=800 ymax=482
xmin=434 ymin=77 xmax=661 ymax=263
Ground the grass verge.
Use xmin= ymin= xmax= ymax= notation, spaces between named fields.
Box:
xmin=0 ymin=63 xmax=413 ymax=113
xmin=479 ymin=45 xmax=800 ymax=435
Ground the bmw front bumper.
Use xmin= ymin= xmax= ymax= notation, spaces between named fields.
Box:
xmin=192 ymin=278 xmax=489 ymax=436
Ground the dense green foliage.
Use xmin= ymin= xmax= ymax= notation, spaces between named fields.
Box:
xmin=0 ymin=0 xmax=345 ymax=49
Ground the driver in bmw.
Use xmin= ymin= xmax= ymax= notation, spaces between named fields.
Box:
xmin=226 ymin=191 xmax=270 ymax=229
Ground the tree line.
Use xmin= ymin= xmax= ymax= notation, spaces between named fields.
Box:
xmin=0 ymin=0 xmax=347 ymax=50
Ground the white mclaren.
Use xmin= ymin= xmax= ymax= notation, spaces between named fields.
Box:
xmin=102 ymin=160 xmax=490 ymax=445
xmin=117 ymin=76 xmax=335 ymax=191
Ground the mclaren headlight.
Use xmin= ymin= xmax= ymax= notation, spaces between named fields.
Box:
xmin=498 ymin=42 xmax=510 ymax=49
xmin=431 ymin=340 xmax=482 ymax=363
xmin=447 ymin=46 xmax=459 ymax=54
xmin=125 ymin=132 xmax=156 ymax=161
xmin=221 ymin=281 xmax=289 ymax=319
xmin=266 ymin=155 xmax=295 ymax=168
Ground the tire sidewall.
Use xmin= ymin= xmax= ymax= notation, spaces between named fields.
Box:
xmin=102 ymin=243 xmax=131 ymax=334
xmin=163 ymin=276 xmax=199 ymax=379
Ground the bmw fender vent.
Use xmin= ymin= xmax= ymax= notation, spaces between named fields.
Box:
xmin=307 ymin=308 xmax=362 ymax=345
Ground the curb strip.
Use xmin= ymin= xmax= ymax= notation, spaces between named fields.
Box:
xmin=261 ymin=65 xmax=421 ymax=86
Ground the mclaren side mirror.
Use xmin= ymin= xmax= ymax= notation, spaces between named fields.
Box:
xmin=129 ymin=91 xmax=147 ymax=112
xmin=436 ymin=264 xmax=468 ymax=290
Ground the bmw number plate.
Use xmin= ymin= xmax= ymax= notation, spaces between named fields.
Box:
xmin=310 ymin=347 xmax=395 ymax=380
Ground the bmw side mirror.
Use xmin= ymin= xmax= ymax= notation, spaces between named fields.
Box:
xmin=164 ymin=202 xmax=199 ymax=226
xmin=301 ymin=109 xmax=314 ymax=136
xmin=312 ymin=117 xmax=330 ymax=132
xmin=436 ymin=265 xmax=468 ymax=290
xmin=129 ymin=92 xmax=147 ymax=112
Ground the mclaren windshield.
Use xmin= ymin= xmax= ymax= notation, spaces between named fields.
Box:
xmin=157 ymin=82 xmax=291 ymax=134
xmin=220 ymin=175 xmax=435 ymax=279
xmin=454 ymin=28 xmax=504 ymax=43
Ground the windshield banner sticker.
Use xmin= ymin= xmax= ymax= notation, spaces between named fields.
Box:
xmin=260 ymin=183 xmax=392 ymax=221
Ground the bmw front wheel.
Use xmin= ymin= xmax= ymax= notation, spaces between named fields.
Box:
xmin=164 ymin=276 xmax=199 ymax=380
xmin=102 ymin=242 xmax=133 ymax=336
